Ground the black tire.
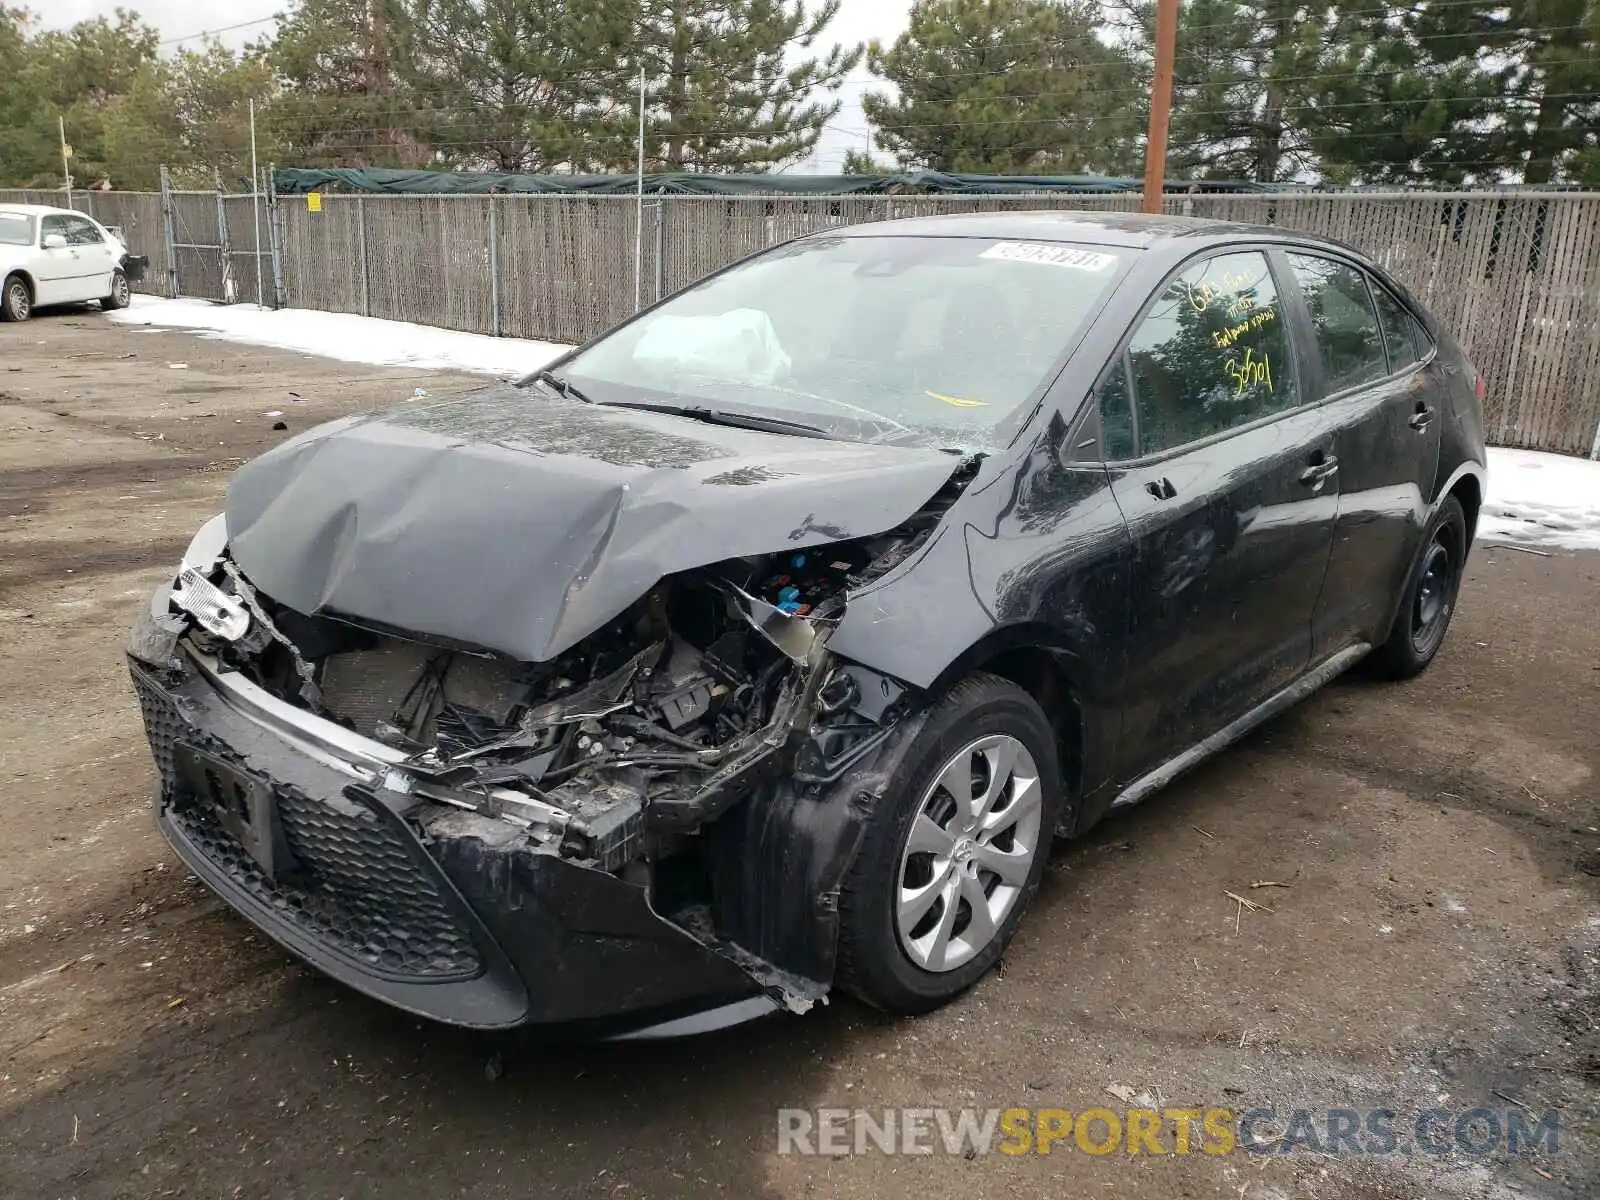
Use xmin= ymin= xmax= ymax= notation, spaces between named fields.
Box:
xmin=1367 ymin=495 xmax=1467 ymax=680
xmin=101 ymin=269 xmax=131 ymax=311
xmin=1 ymin=273 xmax=30 ymax=322
xmin=837 ymin=672 xmax=1062 ymax=1013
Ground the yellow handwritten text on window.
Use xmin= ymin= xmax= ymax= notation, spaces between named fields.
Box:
xmin=1211 ymin=308 xmax=1277 ymax=350
xmin=1225 ymin=348 xmax=1275 ymax=396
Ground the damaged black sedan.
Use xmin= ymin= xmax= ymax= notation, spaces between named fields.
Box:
xmin=129 ymin=214 xmax=1487 ymax=1037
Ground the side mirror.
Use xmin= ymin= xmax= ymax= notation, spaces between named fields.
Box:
xmin=42 ymin=233 xmax=67 ymax=249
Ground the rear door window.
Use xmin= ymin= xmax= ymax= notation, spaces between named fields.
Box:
xmin=41 ymin=214 xmax=69 ymax=243
xmin=1286 ymin=253 xmax=1388 ymax=391
xmin=1110 ymin=250 xmax=1297 ymax=456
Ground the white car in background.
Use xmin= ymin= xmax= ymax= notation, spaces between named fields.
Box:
xmin=0 ymin=203 xmax=149 ymax=322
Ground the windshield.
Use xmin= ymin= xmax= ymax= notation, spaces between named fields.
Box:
xmin=0 ymin=213 xmax=34 ymax=247
xmin=557 ymin=234 xmax=1130 ymax=450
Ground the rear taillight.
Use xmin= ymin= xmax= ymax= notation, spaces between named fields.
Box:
xmin=1473 ymin=374 xmax=1486 ymax=401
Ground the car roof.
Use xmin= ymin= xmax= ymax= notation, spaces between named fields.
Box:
xmin=0 ymin=203 xmax=95 ymax=218
xmin=821 ymin=209 xmax=1320 ymax=251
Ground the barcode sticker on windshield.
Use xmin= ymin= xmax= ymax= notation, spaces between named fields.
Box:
xmin=980 ymin=242 xmax=1118 ymax=272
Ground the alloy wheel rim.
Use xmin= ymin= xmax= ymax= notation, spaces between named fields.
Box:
xmin=896 ymin=733 xmax=1043 ymax=973
xmin=8 ymin=282 xmax=27 ymax=318
xmin=1410 ymin=538 xmax=1455 ymax=653
xmin=114 ymin=275 xmax=129 ymax=305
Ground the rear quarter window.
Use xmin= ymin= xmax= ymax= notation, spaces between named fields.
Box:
xmin=1370 ymin=281 xmax=1430 ymax=372
xmin=0 ymin=213 xmax=33 ymax=246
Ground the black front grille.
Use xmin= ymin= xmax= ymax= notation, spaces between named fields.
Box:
xmin=132 ymin=667 xmax=184 ymax=788
xmin=131 ymin=667 xmax=482 ymax=982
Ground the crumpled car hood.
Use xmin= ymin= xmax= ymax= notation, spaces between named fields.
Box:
xmin=224 ymin=386 xmax=962 ymax=662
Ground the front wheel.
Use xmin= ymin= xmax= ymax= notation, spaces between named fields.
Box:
xmin=101 ymin=269 xmax=131 ymax=311
xmin=837 ymin=673 xmax=1062 ymax=1013
xmin=1 ymin=274 xmax=30 ymax=322
xmin=1367 ymin=495 xmax=1467 ymax=679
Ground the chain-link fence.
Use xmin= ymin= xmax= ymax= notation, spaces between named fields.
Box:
xmin=0 ymin=187 xmax=170 ymax=296
xmin=274 ymin=190 xmax=1600 ymax=455
xmin=5 ymin=181 xmax=1598 ymax=455
xmin=0 ymin=181 xmax=271 ymax=305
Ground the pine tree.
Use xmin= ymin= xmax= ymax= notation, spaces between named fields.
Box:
xmin=1138 ymin=0 xmax=1366 ymax=184
xmin=262 ymin=0 xmax=427 ymax=168
xmin=0 ymin=8 xmax=56 ymax=186
xmin=397 ymin=0 xmax=635 ymax=172
xmin=840 ymin=147 xmax=891 ymax=174
xmin=20 ymin=10 xmax=164 ymax=188
xmin=98 ymin=59 xmax=185 ymax=190
xmin=1301 ymin=9 xmax=1496 ymax=187
xmin=1403 ymin=0 xmax=1600 ymax=185
xmin=860 ymin=0 xmax=1141 ymax=175
xmin=1132 ymin=0 xmax=1600 ymax=186
xmin=625 ymin=0 xmax=864 ymax=172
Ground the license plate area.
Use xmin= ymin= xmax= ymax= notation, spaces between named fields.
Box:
xmin=172 ymin=742 xmax=294 ymax=881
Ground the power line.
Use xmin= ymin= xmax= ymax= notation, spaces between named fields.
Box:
xmin=849 ymin=0 xmax=1576 ymax=73
xmin=246 ymin=44 xmax=1600 ymax=132
xmin=246 ymin=89 xmax=1598 ymax=147
xmin=157 ymin=14 xmax=278 ymax=48
xmin=239 ymin=24 xmax=1595 ymax=134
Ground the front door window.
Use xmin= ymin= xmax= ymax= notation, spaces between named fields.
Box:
xmin=1100 ymin=250 xmax=1298 ymax=457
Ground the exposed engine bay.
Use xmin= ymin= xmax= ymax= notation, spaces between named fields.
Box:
xmin=177 ymin=472 xmax=967 ymax=888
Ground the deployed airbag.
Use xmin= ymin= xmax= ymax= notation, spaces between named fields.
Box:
xmin=632 ymin=310 xmax=793 ymax=384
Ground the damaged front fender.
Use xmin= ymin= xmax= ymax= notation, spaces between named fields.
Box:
xmin=709 ymin=675 xmax=934 ymax=985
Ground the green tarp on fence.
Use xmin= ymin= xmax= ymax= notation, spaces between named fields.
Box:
xmin=271 ymin=166 xmax=1278 ymax=197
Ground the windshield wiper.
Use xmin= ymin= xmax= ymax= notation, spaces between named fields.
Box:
xmin=531 ymin=368 xmax=595 ymax=404
xmin=600 ymin=400 xmax=833 ymax=439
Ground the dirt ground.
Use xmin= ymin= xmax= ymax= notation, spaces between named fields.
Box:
xmin=1 ymin=311 xmax=1596 ymax=1200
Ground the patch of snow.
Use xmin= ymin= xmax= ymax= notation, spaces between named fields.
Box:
xmin=1481 ymin=447 xmax=1600 ymax=552
xmin=109 ymin=296 xmax=570 ymax=378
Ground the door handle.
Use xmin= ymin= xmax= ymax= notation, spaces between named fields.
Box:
xmin=1299 ymin=455 xmax=1339 ymax=487
xmin=1409 ymin=403 xmax=1435 ymax=430
xmin=1145 ymin=477 xmax=1177 ymax=501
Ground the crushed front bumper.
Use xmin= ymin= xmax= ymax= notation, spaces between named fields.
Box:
xmin=128 ymin=651 xmax=774 ymax=1035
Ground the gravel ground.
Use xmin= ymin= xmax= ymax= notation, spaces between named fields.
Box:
xmin=1 ymin=310 xmax=1595 ymax=1200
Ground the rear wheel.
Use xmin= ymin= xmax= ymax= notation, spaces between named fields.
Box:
xmin=1 ymin=274 xmax=30 ymax=322
xmin=1367 ymin=495 xmax=1467 ymax=679
xmin=837 ymin=673 xmax=1062 ymax=1013
xmin=101 ymin=269 xmax=131 ymax=311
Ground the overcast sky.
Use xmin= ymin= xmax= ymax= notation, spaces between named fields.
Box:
xmin=39 ymin=0 xmax=915 ymax=171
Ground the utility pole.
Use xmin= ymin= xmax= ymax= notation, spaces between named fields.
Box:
xmin=1142 ymin=0 xmax=1180 ymax=215
xmin=59 ymin=115 xmax=73 ymax=196
xmin=250 ymin=98 xmax=265 ymax=307
xmin=635 ymin=66 xmax=646 ymax=311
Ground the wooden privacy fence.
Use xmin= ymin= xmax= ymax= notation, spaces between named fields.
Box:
xmin=275 ymin=189 xmax=1600 ymax=457
xmin=5 ymin=185 xmax=1598 ymax=455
